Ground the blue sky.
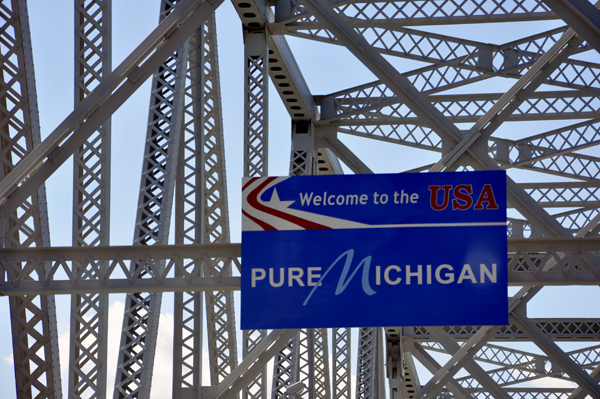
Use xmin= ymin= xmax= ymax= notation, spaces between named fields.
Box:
xmin=0 ymin=1 xmax=599 ymax=398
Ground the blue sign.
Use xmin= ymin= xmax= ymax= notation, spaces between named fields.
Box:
xmin=241 ymin=171 xmax=508 ymax=329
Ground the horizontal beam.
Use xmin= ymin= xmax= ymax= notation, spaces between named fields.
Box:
xmin=507 ymin=236 xmax=600 ymax=251
xmin=0 ymin=243 xmax=242 ymax=296
xmin=0 ymin=277 xmax=240 ymax=296
xmin=0 ymin=243 xmax=241 ymax=261
xmin=0 ymin=239 xmax=599 ymax=295
xmin=0 ymin=0 xmax=224 ymax=217
xmin=275 ymin=0 xmax=557 ymax=27
xmin=405 ymin=320 xmax=600 ymax=341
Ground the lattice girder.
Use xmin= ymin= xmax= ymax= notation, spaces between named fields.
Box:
xmin=1 ymin=1 xmax=61 ymax=398
xmin=278 ymin=0 xmax=557 ymax=26
xmin=114 ymin=1 xmax=189 ymax=398
xmin=70 ymin=1 xmax=112 ymax=398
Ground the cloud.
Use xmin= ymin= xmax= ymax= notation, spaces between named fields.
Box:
xmin=56 ymin=299 xmax=215 ymax=397
xmin=529 ymin=376 xmax=577 ymax=389
xmin=3 ymin=355 xmax=13 ymax=365
xmin=106 ymin=301 xmax=175 ymax=399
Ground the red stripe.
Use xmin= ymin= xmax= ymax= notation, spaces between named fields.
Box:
xmin=242 ymin=177 xmax=259 ymax=191
xmin=247 ymin=177 xmax=330 ymax=230
xmin=242 ymin=210 xmax=276 ymax=231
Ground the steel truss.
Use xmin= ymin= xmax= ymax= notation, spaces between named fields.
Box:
xmin=1 ymin=0 xmax=600 ymax=398
xmin=70 ymin=1 xmax=111 ymax=398
xmin=0 ymin=1 xmax=61 ymax=398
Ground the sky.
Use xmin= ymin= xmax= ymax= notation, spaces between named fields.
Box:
xmin=0 ymin=0 xmax=599 ymax=398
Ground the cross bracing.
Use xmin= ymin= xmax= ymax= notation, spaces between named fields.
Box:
xmin=1 ymin=0 xmax=600 ymax=398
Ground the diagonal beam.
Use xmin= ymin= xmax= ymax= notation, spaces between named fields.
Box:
xmin=211 ymin=329 xmax=300 ymax=399
xmin=510 ymin=310 xmax=600 ymax=398
xmin=541 ymin=0 xmax=600 ymax=53
xmin=409 ymin=340 xmax=472 ymax=399
xmin=0 ymin=0 xmax=225 ymax=218
xmin=570 ymin=364 xmax=600 ymax=399
xmin=322 ymin=135 xmax=373 ymax=174
xmin=411 ymin=326 xmax=502 ymax=399
xmin=299 ymin=0 xmax=569 ymax=239
xmin=411 ymin=287 xmax=542 ymax=399
xmin=431 ymin=22 xmax=582 ymax=172
xmin=296 ymin=0 xmax=461 ymax=145
xmin=426 ymin=327 xmax=511 ymax=399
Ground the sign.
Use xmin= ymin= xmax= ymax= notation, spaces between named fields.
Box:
xmin=241 ymin=171 xmax=507 ymax=329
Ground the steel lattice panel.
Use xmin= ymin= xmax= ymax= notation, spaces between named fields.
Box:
xmin=1 ymin=0 xmax=600 ymax=398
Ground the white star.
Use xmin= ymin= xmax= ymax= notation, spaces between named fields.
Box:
xmin=267 ymin=188 xmax=295 ymax=209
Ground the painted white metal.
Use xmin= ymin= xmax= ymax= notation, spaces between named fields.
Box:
xmin=1 ymin=1 xmax=61 ymax=398
xmin=69 ymin=1 xmax=112 ymax=398
xmin=114 ymin=2 xmax=190 ymax=397
xmin=243 ymin=29 xmax=269 ymax=178
xmin=4 ymin=0 xmax=600 ymax=397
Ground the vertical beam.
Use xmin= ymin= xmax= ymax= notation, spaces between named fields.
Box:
xmin=297 ymin=329 xmax=311 ymax=397
xmin=273 ymin=120 xmax=321 ymax=398
xmin=1 ymin=1 xmax=62 ymax=398
xmin=70 ymin=1 xmax=111 ymax=398
xmin=356 ymin=327 xmax=383 ymax=399
xmin=173 ymin=24 xmax=205 ymax=399
xmin=290 ymin=121 xmax=314 ymax=176
xmin=243 ymin=328 xmax=268 ymax=399
xmin=332 ymin=328 xmax=351 ymax=399
xmin=174 ymin=14 xmax=237 ymax=396
xmin=114 ymin=1 xmax=188 ymax=398
xmin=243 ymin=29 xmax=269 ymax=177
xmin=271 ymin=331 xmax=300 ymax=399
xmin=199 ymin=15 xmax=238 ymax=388
xmin=285 ymin=328 xmax=331 ymax=399
xmin=313 ymin=328 xmax=331 ymax=399
xmin=242 ymin=24 xmax=270 ymax=399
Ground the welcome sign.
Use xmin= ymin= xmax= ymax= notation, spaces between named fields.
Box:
xmin=241 ymin=171 xmax=508 ymax=329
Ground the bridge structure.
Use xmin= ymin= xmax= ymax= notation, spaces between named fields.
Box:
xmin=1 ymin=0 xmax=600 ymax=398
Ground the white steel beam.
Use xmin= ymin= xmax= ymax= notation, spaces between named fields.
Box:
xmin=290 ymin=121 xmax=314 ymax=175
xmin=321 ymin=135 xmax=373 ymax=174
xmin=1 ymin=1 xmax=62 ymax=398
xmin=271 ymin=331 xmax=300 ymax=399
xmin=197 ymin=15 xmax=238 ymax=388
xmin=212 ymin=329 xmax=300 ymax=399
xmin=410 ymin=341 xmax=472 ymax=399
xmin=1 ymin=239 xmax=600 ymax=295
xmin=332 ymin=328 xmax=351 ymax=399
xmin=431 ymin=21 xmax=584 ymax=172
xmin=173 ymin=22 xmax=205 ymax=398
xmin=274 ymin=0 xmax=556 ymax=26
xmin=426 ymin=327 xmax=511 ymax=399
xmin=510 ymin=310 xmax=600 ymax=398
xmin=356 ymin=327 xmax=384 ymax=399
xmin=0 ymin=0 xmax=224 ymax=217
xmin=243 ymin=29 xmax=269 ymax=177
xmin=297 ymin=0 xmax=460 ymax=146
xmin=114 ymin=2 xmax=191 ymax=397
xmin=540 ymin=0 xmax=600 ymax=53
xmin=69 ymin=1 xmax=112 ymax=398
